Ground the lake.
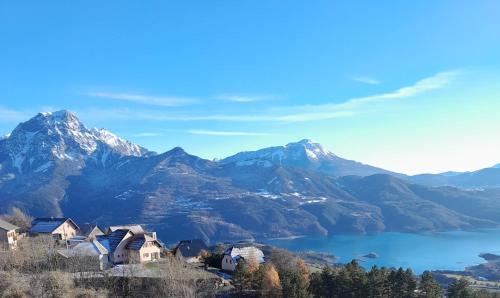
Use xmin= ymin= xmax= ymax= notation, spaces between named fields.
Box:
xmin=265 ymin=229 xmax=500 ymax=274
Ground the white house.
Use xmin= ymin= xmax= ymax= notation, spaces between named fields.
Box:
xmin=59 ymin=240 xmax=110 ymax=270
xmin=96 ymin=226 xmax=162 ymax=265
xmin=0 ymin=218 xmax=20 ymax=249
xmin=30 ymin=218 xmax=79 ymax=241
xmin=221 ymin=245 xmax=265 ymax=272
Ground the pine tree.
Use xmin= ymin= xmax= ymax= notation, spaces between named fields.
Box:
xmin=418 ymin=271 xmax=442 ymax=298
xmin=447 ymin=278 xmax=471 ymax=298
xmin=404 ymin=268 xmax=417 ymax=297
xmin=367 ymin=266 xmax=392 ymax=297
xmin=232 ymin=260 xmax=249 ymax=294
xmin=280 ymin=268 xmax=311 ymax=298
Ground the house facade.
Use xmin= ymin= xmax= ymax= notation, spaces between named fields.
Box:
xmin=78 ymin=223 xmax=104 ymax=241
xmin=30 ymin=218 xmax=79 ymax=241
xmin=127 ymin=234 xmax=162 ymax=263
xmin=59 ymin=240 xmax=110 ymax=270
xmin=96 ymin=225 xmax=162 ymax=265
xmin=0 ymin=218 xmax=20 ymax=249
xmin=221 ymin=246 xmax=265 ymax=272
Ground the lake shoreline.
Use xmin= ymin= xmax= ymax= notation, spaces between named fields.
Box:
xmin=263 ymin=228 xmax=500 ymax=275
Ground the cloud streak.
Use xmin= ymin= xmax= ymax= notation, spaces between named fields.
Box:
xmin=0 ymin=106 xmax=34 ymax=123
xmin=88 ymin=92 xmax=199 ymax=107
xmin=283 ymin=70 xmax=460 ymax=114
xmin=130 ymin=132 xmax=161 ymax=137
xmin=78 ymin=70 xmax=460 ymax=124
xmin=215 ymin=94 xmax=277 ymax=102
xmin=351 ymin=76 xmax=381 ymax=85
xmin=187 ymin=129 xmax=275 ymax=136
xmin=77 ymin=107 xmax=354 ymax=123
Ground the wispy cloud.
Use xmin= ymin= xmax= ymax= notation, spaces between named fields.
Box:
xmin=351 ymin=76 xmax=381 ymax=85
xmin=215 ymin=94 xmax=277 ymax=103
xmin=284 ymin=70 xmax=460 ymax=114
xmin=78 ymin=70 xmax=460 ymax=124
xmin=130 ymin=132 xmax=161 ymax=137
xmin=88 ymin=92 xmax=199 ymax=107
xmin=357 ymin=70 xmax=458 ymax=102
xmin=77 ymin=107 xmax=354 ymax=123
xmin=0 ymin=106 xmax=33 ymax=123
xmin=187 ymin=129 xmax=274 ymax=136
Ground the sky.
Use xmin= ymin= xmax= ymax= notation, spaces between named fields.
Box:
xmin=1 ymin=1 xmax=500 ymax=175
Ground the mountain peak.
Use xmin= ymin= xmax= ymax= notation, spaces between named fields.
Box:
xmin=37 ymin=110 xmax=79 ymax=123
xmin=286 ymin=139 xmax=332 ymax=159
xmin=295 ymin=138 xmax=315 ymax=144
xmin=0 ymin=110 xmax=150 ymax=174
xmin=166 ymin=146 xmax=187 ymax=155
xmin=221 ymin=139 xmax=396 ymax=177
xmin=39 ymin=109 xmax=75 ymax=119
xmin=29 ymin=110 xmax=84 ymax=133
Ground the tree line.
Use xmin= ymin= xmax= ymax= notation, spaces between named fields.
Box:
xmin=230 ymin=249 xmax=500 ymax=298
xmin=2 ymin=207 xmax=500 ymax=297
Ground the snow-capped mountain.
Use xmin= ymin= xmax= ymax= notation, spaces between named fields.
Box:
xmin=221 ymin=139 xmax=402 ymax=177
xmin=2 ymin=111 xmax=500 ymax=243
xmin=0 ymin=110 xmax=150 ymax=175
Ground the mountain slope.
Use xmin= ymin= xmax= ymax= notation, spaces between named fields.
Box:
xmin=221 ymin=139 xmax=404 ymax=178
xmin=0 ymin=110 xmax=151 ymax=215
xmin=0 ymin=111 xmax=499 ymax=243
xmin=411 ymin=166 xmax=500 ymax=189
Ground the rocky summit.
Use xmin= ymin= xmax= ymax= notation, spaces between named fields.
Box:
xmin=1 ymin=111 xmax=500 ymax=243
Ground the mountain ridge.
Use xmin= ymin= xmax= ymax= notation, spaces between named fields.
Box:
xmin=1 ymin=110 xmax=500 ymax=243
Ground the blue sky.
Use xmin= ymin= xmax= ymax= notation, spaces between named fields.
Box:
xmin=1 ymin=1 xmax=500 ymax=174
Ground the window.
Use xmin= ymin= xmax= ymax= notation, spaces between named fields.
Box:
xmin=143 ymin=253 xmax=149 ymax=258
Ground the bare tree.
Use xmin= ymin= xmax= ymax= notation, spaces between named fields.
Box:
xmin=1 ymin=207 xmax=33 ymax=232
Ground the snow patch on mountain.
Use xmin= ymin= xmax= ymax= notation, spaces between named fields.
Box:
xmin=221 ymin=139 xmax=334 ymax=167
xmin=0 ymin=110 xmax=151 ymax=174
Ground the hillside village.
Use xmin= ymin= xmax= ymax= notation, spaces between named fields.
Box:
xmin=2 ymin=208 xmax=499 ymax=297
xmin=1 ymin=212 xmax=266 ymax=275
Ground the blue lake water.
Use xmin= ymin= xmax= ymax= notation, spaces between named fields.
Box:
xmin=265 ymin=229 xmax=500 ymax=274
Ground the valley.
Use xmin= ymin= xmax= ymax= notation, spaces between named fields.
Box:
xmin=1 ymin=110 xmax=500 ymax=244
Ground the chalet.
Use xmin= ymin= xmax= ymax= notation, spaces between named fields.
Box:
xmin=59 ymin=240 xmax=110 ymax=270
xmin=30 ymin=218 xmax=79 ymax=241
xmin=127 ymin=234 xmax=162 ymax=263
xmin=106 ymin=225 xmax=144 ymax=235
xmin=78 ymin=223 xmax=104 ymax=241
xmin=0 ymin=218 xmax=20 ymax=249
xmin=173 ymin=239 xmax=208 ymax=263
xmin=67 ymin=223 xmax=105 ymax=247
xmin=221 ymin=245 xmax=265 ymax=272
xmin=96 ymin=225 xmax=162 ymax=265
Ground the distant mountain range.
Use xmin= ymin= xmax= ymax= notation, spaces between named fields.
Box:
xmin=1 ymin=110 xmax=500 ymax=243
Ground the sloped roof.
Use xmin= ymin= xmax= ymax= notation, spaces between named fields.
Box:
xmin=79 ymin=223 xmax=104 ymax=237
xmin=224 ymin=246 xmax=264 ymax=263
xmin=30 ymin=218 xmax=79 ymax=233
xmin=107 ymin=225 xmax=144 ymax=235
xmin=59 ymin=240 xmax=108 ymax=257
xmin=0 ymin=218 xmax=19 ymax=231
xmin=92 ymin=239 xmax=109 ymax=255
xmin=126 ymin=234 xmax=160 ymax=251
xmin=175 ymin=239 xmax=208 ymax=258
xmin=97 ymin=229 xmax=131 ymax=253
xmin=126 ymin=235 xmax=146 ymax=251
